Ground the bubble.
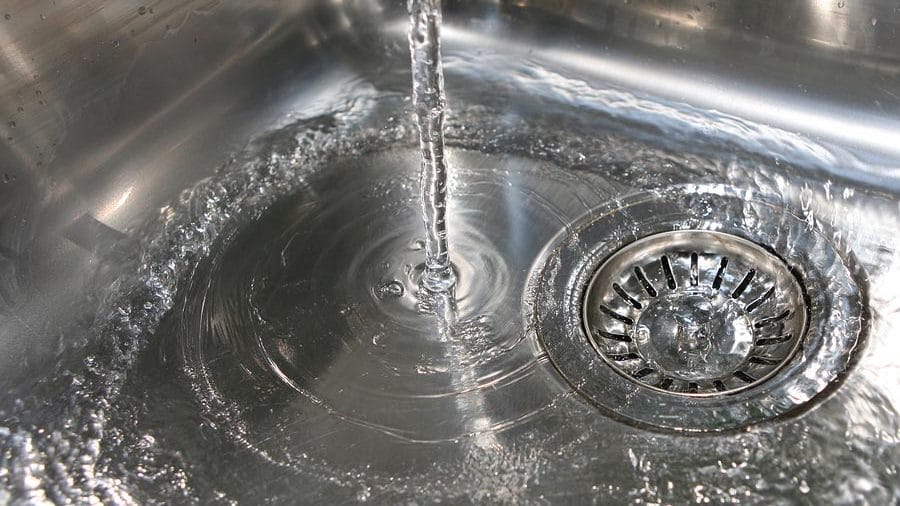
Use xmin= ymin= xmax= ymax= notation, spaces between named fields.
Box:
xmin=375 ymin=280 xmax=405 ymax=299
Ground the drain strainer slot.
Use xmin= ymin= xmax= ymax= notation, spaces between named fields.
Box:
xmin=531 ymin=187 xmax=866 ymax=432
xmin=583 ymin=231 xmax=807 ymax=397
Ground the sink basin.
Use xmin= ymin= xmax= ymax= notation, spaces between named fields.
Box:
xmin=1 ymin=0 xmax=898 ymax=503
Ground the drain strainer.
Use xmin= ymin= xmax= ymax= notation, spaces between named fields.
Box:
xmin=583 ymin=231 xmax=807 ymax=396
xmin=532 ymin=187 xmax=866 ymax=432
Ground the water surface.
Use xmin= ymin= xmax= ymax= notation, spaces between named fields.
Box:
xmin=1 ymin=51 xmax=898 ymax=504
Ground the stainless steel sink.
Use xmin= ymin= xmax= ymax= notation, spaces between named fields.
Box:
xmin=1 ymin=1 xmax=899 ymax=503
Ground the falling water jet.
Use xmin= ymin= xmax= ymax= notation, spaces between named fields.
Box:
xmin=408 ymin=0 xmax=456 ymax=293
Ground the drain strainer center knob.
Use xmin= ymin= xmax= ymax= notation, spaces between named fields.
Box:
xmin=633 ymin=292 xmax=753 ymax=381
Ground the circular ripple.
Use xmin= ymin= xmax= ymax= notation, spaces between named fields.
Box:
xmin=532 ymin=185 xmax=867 ymax=432
xmin=170 ymin=147 xmax=606 ymax=460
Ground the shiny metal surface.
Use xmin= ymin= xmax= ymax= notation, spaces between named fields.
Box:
xmin=533 ymin=189 xmax=864 ymax=432
xmin=1 ymin=0 xmax=899 ymax=503
xmin=582 ymin=230 xmax=809 ymax=397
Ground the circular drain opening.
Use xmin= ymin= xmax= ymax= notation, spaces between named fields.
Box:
xmin=583 ymin=231 xmax=807 ymax=397
xmin=532 ymin=187 xmax=866 ymax=432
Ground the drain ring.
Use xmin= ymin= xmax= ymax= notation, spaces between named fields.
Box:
xmin=531 ymin=186 xmax=866 ymax=432
xmin=583 ymin=230 xmax=807 ymax=397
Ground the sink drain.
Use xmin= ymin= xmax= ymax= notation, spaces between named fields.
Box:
xmin=583 ymin=231 xmax=807 ymax=396
xmin=531 ymin=186 xmax=866 ymax=432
